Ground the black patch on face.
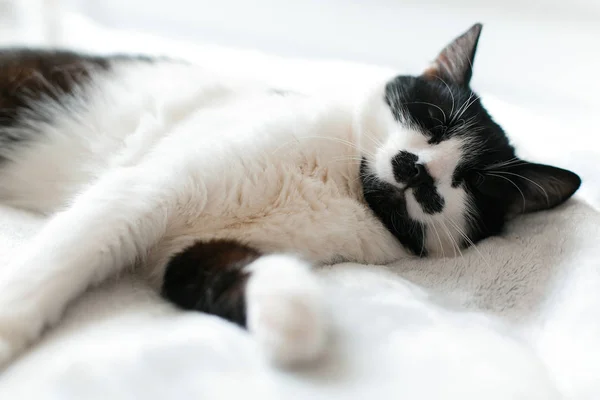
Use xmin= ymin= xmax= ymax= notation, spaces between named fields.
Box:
xmin=390 ymin=150 xmax=445 ymax=215
xmin=391 ymin=151 xmax=418 ymax=183
xmin=162 ymin=240 xmax=261 ymax=327
xmin=361 ymin=159 xmax=427 ymax=256
xmin=413 ymin=184 xmax=445 ymax=214
xmin=390 ymin=151 xmax=446 ymax=215
xmin=0 ymin=49 xmax=155 ymax=149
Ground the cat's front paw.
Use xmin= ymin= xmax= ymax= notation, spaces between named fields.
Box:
xmin=0 ymin=313 xmax=38 ymax=371
xmin=246 ymin=255 xmax=328 ymax=366
xmin=0 ymin=335 xmax=25 ymax=371
xmin=0 ymin=285 xmax=48 ymax=371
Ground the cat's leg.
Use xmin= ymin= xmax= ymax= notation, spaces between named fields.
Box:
xmin=162 ymin=240 xmax=328 ymax=366
xmin=0 ymin=163 xmax=194 ymax=368
xmin=247 ymin=254 xmax=328 ymax=365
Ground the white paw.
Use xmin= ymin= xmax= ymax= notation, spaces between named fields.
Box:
xmin=246 ymin=255 xmax=327 ymax=367
xmin=0 ymin=285 xmax=48 ymax=371
xmin=0 ymin=313 xmax=35 ymax=371
xmin=0 ymin=336 xmax=22 ymax=371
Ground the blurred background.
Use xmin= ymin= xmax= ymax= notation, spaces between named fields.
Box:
xmin=2 ymin=0 xmax=598 ymax=118
xmin=0 ymin=0 xmax=598 ymax=201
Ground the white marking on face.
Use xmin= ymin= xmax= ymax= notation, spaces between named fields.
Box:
xmin=415 ymin=138 xmax=465 ymax=184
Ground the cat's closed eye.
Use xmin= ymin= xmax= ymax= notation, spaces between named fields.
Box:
xmin=426 ymin=124 xmax=448 ymax=144
xmin=427 ymin=135 xmax=443 ymax=145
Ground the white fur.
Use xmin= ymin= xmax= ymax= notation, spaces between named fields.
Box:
xmin=246 ymin=255 xmax=327 ymax=365
xmin=0 ymin=60 xmax=472 ymax=367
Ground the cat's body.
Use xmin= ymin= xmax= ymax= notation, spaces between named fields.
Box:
xmin=0 ymin=25 xmax=581 ymax=369
xmin=0 ymin=50 xmax=407 ymax=366
xmin=0 ymin=55 xmax=404 ymax=274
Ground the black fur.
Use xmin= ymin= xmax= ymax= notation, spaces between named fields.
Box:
xmin=0 ymin=50 xmax=109 ymax=135
xmin=0 ymin=49 xmax=155 ymax=149
xmin=162 ymin=240 xmax=261 ymax=327
xmin=391 ymin=151 xmax=418 ymax=183
xmin=413 ymin=182 xmax=445 ymax=215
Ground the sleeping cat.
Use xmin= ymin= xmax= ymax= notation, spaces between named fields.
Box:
xmin=0 ymin=24 xmax=580 ymax=369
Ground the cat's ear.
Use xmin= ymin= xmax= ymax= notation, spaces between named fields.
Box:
xmin=502 ymin=162 xmax=581 ymax=218
xmin=422 ymin=23 xmax=483 ymax=87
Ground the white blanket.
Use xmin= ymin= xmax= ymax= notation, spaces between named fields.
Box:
xmin=0 ymin=12 xmax=599 ymax=400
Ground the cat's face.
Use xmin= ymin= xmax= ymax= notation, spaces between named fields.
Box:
xmin=358 ymin=24 xmax=581 ymax=257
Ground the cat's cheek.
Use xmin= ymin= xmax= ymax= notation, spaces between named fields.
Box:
xmin=404 ymin=188 xmax=428 ymax=221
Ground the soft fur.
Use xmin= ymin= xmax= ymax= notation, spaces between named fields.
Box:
xmin=0 ymin=24 xmax=580 ymax=368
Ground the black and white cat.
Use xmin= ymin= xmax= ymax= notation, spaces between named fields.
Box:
xmin=0 ymin=24 xmax=580 ymax=368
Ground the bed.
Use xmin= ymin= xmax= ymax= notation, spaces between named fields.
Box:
xmin=0 ymin=6 xmax=599 ymax=399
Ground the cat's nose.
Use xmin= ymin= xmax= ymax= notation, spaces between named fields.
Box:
xmin=392 ymin=151 xmax=419 ymax=184
xmin=409 ymin=164 xmax=428 ymax=186
xmin=391 ymin=151 xmax=432 ymax=187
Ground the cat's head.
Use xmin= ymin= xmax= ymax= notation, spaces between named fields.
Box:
xmin=358 ymin=23 xmax=581 ymax=257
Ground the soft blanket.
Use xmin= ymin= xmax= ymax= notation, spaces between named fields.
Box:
xmin=0 ymin=11 xmax=598 ymax=400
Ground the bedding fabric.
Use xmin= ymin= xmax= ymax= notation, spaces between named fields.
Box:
xmin=0 ymin=11 xmax=599 ymax=400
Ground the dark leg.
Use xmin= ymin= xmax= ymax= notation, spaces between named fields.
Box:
xmin=161 ymin=240 xmax=261 ymax=327
xmin=162 ymin=240 xmax=330 ymax=365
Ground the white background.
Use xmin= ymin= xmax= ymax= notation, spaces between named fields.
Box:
xmin=56 ymin=0 xmax=600 ymax=123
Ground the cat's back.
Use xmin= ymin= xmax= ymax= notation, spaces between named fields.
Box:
xmin=0 ymin=49 xmax=262 ymax=213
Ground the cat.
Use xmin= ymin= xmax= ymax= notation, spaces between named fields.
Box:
xmin=0 ymin=23 xmax=580 ymax=369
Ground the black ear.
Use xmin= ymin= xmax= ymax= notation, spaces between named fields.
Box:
xmin=499 ymin=162 xmax=581 ymax=217
xmin=423 ymin=23 xmax=483 ymax=86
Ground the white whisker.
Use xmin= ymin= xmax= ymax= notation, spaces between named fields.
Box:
xmin=445 ymin=215 xmax=491 ymax=269
xmin=439 ymin=218 xmax=460 ymax=259
xmin=362 ymin=130 xmax=384 ymax=148
xmin=401 ymin=101 xmax=447 ymax=123
xmin=420 ymin=220 xmax=426 ymax=256
xmin=452 ymin=92 xmax=479 ymax=124
xmin=436 ymin=77 xmax=455 ymax=121
xmin=486 ymin=172 xmax=527 ymax=212
xmin=272 ymin=135 xmax=375 ymax=159
xmin=489 ymin=170 xmax=550 ymax=206
xmin=427 ymin=217 xmax=446 ymax=260
xmin=483 ymin=158 xmax=528 ymax=171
